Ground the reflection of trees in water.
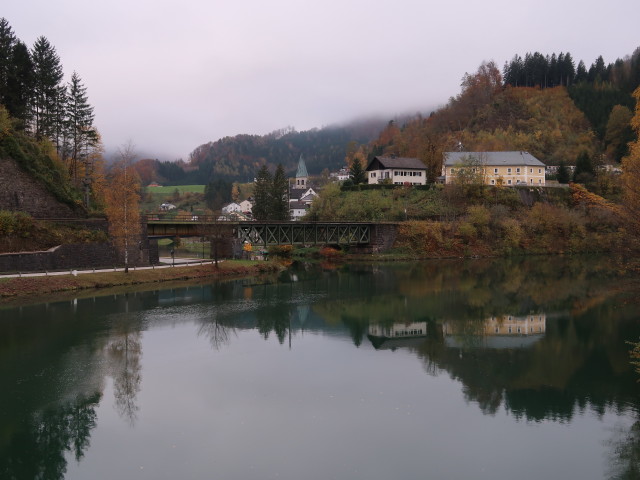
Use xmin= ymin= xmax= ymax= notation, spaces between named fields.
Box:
xmin=198 ymin=313 xmax=236 ymax=350
xmin=0 ymin=393 xmax=101 ymax=480
xmin=256 ymin=301 xmax=290 ymax=344
xmin=606 ymin=421 xmax=640 ymax=479
xmin=106 ymin=315 xmax=143 ymax=426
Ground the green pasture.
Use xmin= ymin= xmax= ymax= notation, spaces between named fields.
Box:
xmin=145 ymin=185 xmax=206 ymax=194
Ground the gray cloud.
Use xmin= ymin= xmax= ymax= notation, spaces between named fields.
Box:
xmin=4 ymin=0 xmax=638 ymax=160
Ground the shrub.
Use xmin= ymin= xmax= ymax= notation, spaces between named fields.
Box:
xmin=268 ymin=244 xmax=293 ymax=257
xmin=457 ymin=221 xmax=477 ymax=244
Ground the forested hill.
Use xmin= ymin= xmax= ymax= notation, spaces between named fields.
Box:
xmin=186 ymin=119 xmax=388 ymax=182
xmin=353 ymin=47 xmax=640 ymax=182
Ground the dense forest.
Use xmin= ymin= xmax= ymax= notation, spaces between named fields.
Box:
xmin=131 ymin=120 xmax=389 ymax=186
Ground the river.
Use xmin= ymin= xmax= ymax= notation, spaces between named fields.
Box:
xmin=1 ymin=256 xmax=639 ymax=479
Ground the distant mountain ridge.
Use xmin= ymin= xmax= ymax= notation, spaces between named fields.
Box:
xmin=182 ymin=117 xmax=403 ymax=183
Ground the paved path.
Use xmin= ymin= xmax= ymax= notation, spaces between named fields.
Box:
xmin=0 ymin=257 xmax=220 ymax=279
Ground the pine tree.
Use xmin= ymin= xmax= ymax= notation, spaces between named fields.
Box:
xmin=31 ymin=36 xmax=63 ymax=140
xmin=349 ymin=157 xmax=366 ymax=185
xmin=573 ymin=151 xmax=595 ymax=184
xmin=65 ymin=72 xmax=97 ymax=184
xmin=0 ymin=17 xmax=17 ymax=108
xmin=253 ymin=165 xmax=272 ymax=220
xmin=557 ymin=161 xmax=570 ymax=184
xmin=5 ymin=41 xmax=33 ymax=127
xmin=271 ymin=164 xmax=290 ymax=220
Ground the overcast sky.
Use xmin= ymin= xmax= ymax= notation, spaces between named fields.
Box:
xmin=4 ymin=0 xmax=639 ymax=161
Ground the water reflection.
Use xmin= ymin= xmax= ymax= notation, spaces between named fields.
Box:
xmin=1 ymin=256 xmax=639 ymax=479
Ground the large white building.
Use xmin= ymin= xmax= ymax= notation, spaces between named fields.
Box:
xmin=443 ymin=151 xmax=546 ymax=186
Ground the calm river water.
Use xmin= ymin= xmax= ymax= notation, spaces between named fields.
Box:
xmin=2 ymin=257 xmax=640 ymax=479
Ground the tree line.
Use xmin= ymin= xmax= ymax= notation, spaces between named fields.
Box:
xmin=503 ymin=49 xmax=640 ymax=93
xmin=0 ymin=18 xmax=99 ymax=196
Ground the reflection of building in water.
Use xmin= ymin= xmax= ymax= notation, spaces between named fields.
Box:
xmin=369 ymin=322 xmax=427 ymax=338
xmin=442 ymin=313 xmax=546 ymax=349
xmin=368 ymin=322 xmax=427 ymax=350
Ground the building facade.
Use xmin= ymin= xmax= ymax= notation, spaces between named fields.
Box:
xmin=366 ymin=156 xmax=427 ymax=185
xmin=443 ymin=151 xmax=546 ymax=186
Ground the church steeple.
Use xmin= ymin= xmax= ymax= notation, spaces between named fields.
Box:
xmin=294 ymin=155 xmax=308 ymax=189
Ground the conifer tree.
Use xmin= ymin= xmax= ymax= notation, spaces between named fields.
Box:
xmin=349 ymin=157 xmax=366 ymax=185
xmin=271 ymin=164 xmax=290 ymax=220
xmin=253 ymin=165 xmax=272 ymax=220
xmin=31 ymin=36 xmax=63 ymax=140
xmin=65 ymin=72 xmax=97 ymax=184
xmin=0 ymin=17 xmax=17 ymax=108
xmin=5 ymin=41 xmax=33 ymax=127
xmin=557 ymin=161 xmax=570 ymax=184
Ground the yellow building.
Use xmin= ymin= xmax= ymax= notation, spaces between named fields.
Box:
xmin=443 ymin=151 xmax=546 ymax=186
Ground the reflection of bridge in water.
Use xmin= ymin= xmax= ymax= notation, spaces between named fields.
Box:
xmin=145 ymin=215 xmax=397 ymax=250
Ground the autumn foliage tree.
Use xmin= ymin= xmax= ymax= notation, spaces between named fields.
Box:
xmin=104 ymin=144 xmax=141 ymax=272
xmin=621 ymin=86 xmax=640 ymax=241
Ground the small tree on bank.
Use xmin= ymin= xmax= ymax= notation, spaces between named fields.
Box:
xmin=104 ymin=143 xmax=141 ymax=273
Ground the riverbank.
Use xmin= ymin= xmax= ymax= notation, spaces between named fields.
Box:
xmin=0 ymin=260 xmax=282 ymax=303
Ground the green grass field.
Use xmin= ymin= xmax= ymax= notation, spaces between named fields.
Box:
xmin=146 ymin=185 xmax=206 ymax=194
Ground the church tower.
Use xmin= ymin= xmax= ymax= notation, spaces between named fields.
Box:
xmin=294 ymin=154 xmax=308 ymax=190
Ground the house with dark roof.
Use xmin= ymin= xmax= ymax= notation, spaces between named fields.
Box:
xmin=365 ymin=156 xmax=427 ymax=185
xmin=443 ymin=151 xmax=546 ymax=186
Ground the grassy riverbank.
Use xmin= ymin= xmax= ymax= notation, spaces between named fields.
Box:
xmin=0 ymin=260 xmax=282 ymax=303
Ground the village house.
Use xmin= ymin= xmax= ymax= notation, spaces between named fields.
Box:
xmin=443 ymin=151 xmax=546 ymax=186
xmin=365 ymin=156 xmax=427 ymax=185
xmin=329 ymin=167 xmax=350 ymax=182
xmin=238 ymin=199 xmax=253 ymax=215
xmin=159 ymin=202 xmax=176 ymax=211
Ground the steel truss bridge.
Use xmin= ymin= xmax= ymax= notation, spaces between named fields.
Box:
xmin=145 ymin=216 xmax=372 ymax=246
xmin=236 ymin=222 xmax=371 ymax=246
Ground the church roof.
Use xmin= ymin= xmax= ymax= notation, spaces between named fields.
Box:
xmin=296 ymin=155 xmax=308 ymax=178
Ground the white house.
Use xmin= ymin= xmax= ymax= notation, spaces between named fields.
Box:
xmin=159 ymin=203 xmax=176 ymax=211
xmin=289 ymin=187 xmax=318 ymax=220
xmin=238 ymin=199 xmax=253 ymax=214
xmin=365 ymin=156 xmax=427 ymax=185
xmin=221 ymin=202 xmax=242 ymax=214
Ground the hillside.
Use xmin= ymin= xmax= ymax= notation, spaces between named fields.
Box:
xmin=0 ymin=109 xmax=86 ymax=218
xmin=133 ymin=119 xmax=391 ymax=185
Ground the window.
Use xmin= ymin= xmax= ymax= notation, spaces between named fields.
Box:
xmin=491 ymin=179 xmax=495 ymax=185
xmin=538 ymin=168 xmax=542 ymax=174
xmin=516 ymin=168 xmax=521 ymax=173
xmin=494 ymin=168 xmax=498 ymax=174
xmin=530 ymin=179 xmax=533 ymax=184
xmin=507 ymin=168 xmax=512 ymax=174
xmin=371 ymin=172 xmax=376 ymax=178
xmin=394 ymin=171 xmax=399 ymax=176
xmin=508 ymin=179 xmax=512 ymax=185
xmin=530 ymin=168 xmax=533 ymax=173
xmin=450 ymin=168 xmax=455 ymax=174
